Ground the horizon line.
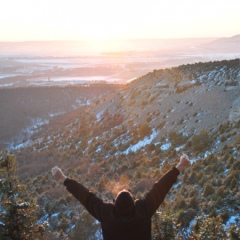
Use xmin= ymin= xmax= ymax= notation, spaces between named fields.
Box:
xmin=0 ymin=34 xmax=239 ymax=43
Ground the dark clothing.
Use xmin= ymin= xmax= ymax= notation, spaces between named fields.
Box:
xmin=64 ymin=167 xmax=180 ymax=240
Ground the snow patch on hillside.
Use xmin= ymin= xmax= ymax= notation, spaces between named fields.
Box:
xmin=225 ymin=215 xmax=240 ymax=227
xmin=123 ymin=130 xmax=159 ymax=154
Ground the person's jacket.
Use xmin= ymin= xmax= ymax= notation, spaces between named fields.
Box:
xmin=64 ymin=167 xmax=179 ymax=240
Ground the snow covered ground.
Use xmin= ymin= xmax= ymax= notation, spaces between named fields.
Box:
xmin=123 ymin=130 xmax=159 ymax=154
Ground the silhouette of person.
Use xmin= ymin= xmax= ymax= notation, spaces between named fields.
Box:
xmin=52 ymin=154 xmax=190 ymax=240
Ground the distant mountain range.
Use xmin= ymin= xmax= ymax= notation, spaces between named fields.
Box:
xmin=200 ymin=34 xmax=240 ymax=52
xmin=0 ymin=35 xmax=239 ymax=57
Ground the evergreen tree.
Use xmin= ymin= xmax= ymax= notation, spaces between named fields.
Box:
xmin=0 ymin=150 xmax=48 ymax=239
xmin=152 ymin=211 xmax=178 ymax=240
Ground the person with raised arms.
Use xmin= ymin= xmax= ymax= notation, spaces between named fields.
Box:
xmin=52 ymin=154 xmax=190 ymax=240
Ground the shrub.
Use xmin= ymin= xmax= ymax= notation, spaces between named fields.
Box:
xmin=216 ymin=186 xmax=225 ymax=197
xmin=230 ymin=160 xmax=240 ymax=171
xmin=189 ymin=196 xmax=199 ymax=210
xmin=173 ymin=197 xmax=187 ymax=211
xmin=234 ymin=135 xmax=240 ymax=144
xmin=147 ymin=116 xmax=152 ymax=123
xmin=176 ymin=208 xmax=196 ymax=228
xmin=138 ymin=124 xmax=151 ymax=138
xmin=203 ymin=183 xmax=215 ymax=197
xmin=229 ymin=224 xmax=240 ymax=240
xmin=169 ymin=131 xmax=187 ymax=146
xmin=220 ymin=135 xmax=227 ymax=142
xmin=224 ymin=170 xmax=239 ymax=187
xmin=70 ymin=210 xmax=100 ymax=240
xmin=220 ymin=211 xmax=230 ymax=224
xmin=192 ymin=129 xmax=213 ymax=152
xmin=197 ymin=216 xmax=227 ymax=239
xmin=150 ymin=156 xmax=159 ymax=166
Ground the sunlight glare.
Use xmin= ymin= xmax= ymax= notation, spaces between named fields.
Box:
xmin=0 ymin=0 xmax=239 ymax=41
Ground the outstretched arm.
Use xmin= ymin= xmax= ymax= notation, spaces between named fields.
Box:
xmin=142 ymin=154 xmax=190 ymax=216
xmin=51 ymin=166 xmax=93 ymax=205
xmin=51 ymin=166 xmax=105 ymax=222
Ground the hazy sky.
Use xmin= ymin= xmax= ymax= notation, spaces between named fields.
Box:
xmin=1 ymin=0 xmax=239 ymax=42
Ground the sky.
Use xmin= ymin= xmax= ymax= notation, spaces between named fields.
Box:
xmin=0 ymin=0 xmax=239 ymax=42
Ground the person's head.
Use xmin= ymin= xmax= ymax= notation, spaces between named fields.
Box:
xmin=114 ymin=189 xmax=135 ymax=216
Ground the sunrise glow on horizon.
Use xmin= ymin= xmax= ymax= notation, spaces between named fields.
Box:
xmin=0 ymin=0 xmax=239 ymax=43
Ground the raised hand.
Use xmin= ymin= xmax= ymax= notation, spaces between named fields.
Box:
xmin=51 ymin=166 xmax=67 ymax=183
xmin=176 ymin=154 xmax=190 ymax=172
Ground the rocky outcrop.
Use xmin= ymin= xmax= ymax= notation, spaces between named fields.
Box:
xmin=229 ymin=97 xmax=240 ymax=122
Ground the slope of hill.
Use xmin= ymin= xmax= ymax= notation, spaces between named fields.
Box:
xmin=0 ymin=83 xmax=123 ymax=149
xmin=6 ymin=59 xmax=240 ymax=238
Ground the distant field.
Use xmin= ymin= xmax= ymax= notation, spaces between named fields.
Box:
xmin=0 ymin=37 xmax=239 ymax=88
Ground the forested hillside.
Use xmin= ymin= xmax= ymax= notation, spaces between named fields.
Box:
xmin=1 ymin=59 xmax=240 ymax=239
xmin=0 ymin=83 xmax=123 ymax=149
